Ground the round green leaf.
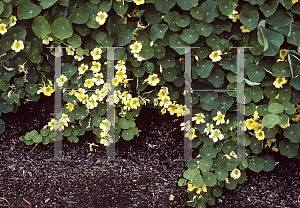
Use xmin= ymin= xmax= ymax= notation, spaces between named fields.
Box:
xmin=163 ymin=67 xmax=177 ymax=82
xmin=68 ymin=135 xmax=79 ymax=143
xmin=122 ymin=129 xmax=134 ymax=141
xmin=119 ymin=118 xmax=130 ymax=129
xmin=113 ymin=1 xmax=128 ymax=15
xmin=175 ymin=15 xmax=191 ymax=27
xmin=180 ymin=29 xmax=199 ymax=44
xmin=249 ymin=86 xmax=264 ymax=103
xmin=263 ymin=155 xmax=275 ymax=172
xmin=0 ymin=2 xmax=4 ymax=15
xmin=133 ymin=67 xmax=145 ymax=78
xmin=245 ymin=103 xmax=256 ymax=116
xmin=100 ymin=0 xmax=111 ymax=12
xmin=271 ymin=61 xmax=291 ymax=77
xmin=169 ymin=34 xmax=189 ymax=55
xmin=40 ymin=128 xmax=49 ymax=137
xmin=283 ymin=124 xmax=300 ymax=143
xmin=200 ymin=92 xmax=218 ymax=111
xmin=143 ymin=62 xmax=154 ymax=73
xmin=139 ymin=45 xmax=154 ymax=60
xmin=207 ymin=69 xmax=225 ymax=88
xmin=68 ymin=7 xmax=89 ymax=24
xmin=196 ymin=21 xmax=213 ymax=37
xmin=290 ymin=76 xmax=300 ymax=90
xmin=219 ymin=0 xmax=235 ymax=15
xmin=201 ymin=0 xmax=218 ymax=23
xmin=213 ymin=95 xmax=234 ymax=111
xmin=287 ymin=24 xmax=300 ymax=47
xmin=118 ymin=29 xmax=133 ymax=46
xmin=33 ymin=134 xmax=42 ymax=143
xmin=150 ymin=24 xmax=168 ymax=41
xmin=261 ymin=113 xmax=280 ymax=128
xmin=266 ymin=9 xmax=292 ymax=36
xmin=177 ymin=0 xmax=198 ymax=10
xmin=279 ymin=139 xmax=299 ymax=158
xmin=30 ymin=130 xmax=38 ymax=138
xmin=239 ymin=11 xmax=259 ymax=31
xmin=154 ymin=45 xmax=166 ymax=59
xmin=29 ymin=53 xmax=43 ymax=64
xmin=282 ymin=102 xmax=296 ymax=114
xmin=212 ymin=186 xmax=222 ymax=197
xmin=268 ymin=103 xmax=284 ymax=114
xmin=0 ymin=80 xmax=9 ymax=91
xmin=215 ymin=168 xmax=228 ymax=181
xmin=17 ymin=2 xmax=41 ymax=20
xmin=221 ymin=141 xmax=236 ymax=154
xmin=190 ymin=7 xmax=204 ymax=20
xmin=183 ymin=169 xmax=200 ymax=180
xmin=264 ymin=85 xmax=277 ymax=99
xmin=145 ymin=6 xmax=163 ymax=24
xmin=0 ymin=119 xmax=5 ymax=134
xmin=31 ymin=16 xmax=51 ymax=38
xmin=250 ymin=41 xmax=264 ymax=55
xmin=200 ymin=145 xmax=217 ymax=158
xmin=250 ymin=137 xmax=263 ymax=154
xmin=39 ymin=0 xmax=58 ymax=9
xmin=203 ymin=172 xmax=217 ymax=187
xmin=186 ymin=159 xmax=198 ymax=169
xmin=157 ymin=54 xmax=175 ymax=68
xmin=51 ymin=18 xmax=73 ymax=40
xmin=198 ymin=157 xmax=213 ymax=172
xmin=260 ymin=0 xmax=278 ymax=17
xmin=247 ymin=64 xmax=265 ymax=82
xmin=42 ymin=136 xmax=49 ymax=145
xmin=193 ymin=173 xmax=204 ymax=188
xmin=67 ymin=34 xmax=82 ymax=48
xmin=248 ymin=156 xmax=264 ymax=173
xmin=155 ymin=0 xmax=176 ymax=13
xmin=259 ymin=26 xmax=284 ymax=56
xmin=25 ymin=84 xmax=37 ymax=96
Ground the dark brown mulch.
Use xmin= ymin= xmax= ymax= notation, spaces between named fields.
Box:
xmin=0 ymin=95 xmax=299 ymax=208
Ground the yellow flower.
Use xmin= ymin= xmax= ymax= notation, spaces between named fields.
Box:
xmin=130 ymin=97 xmax=140 ymax=109
xmin=115 ymin=60 xmax=126 ymax=70
xmin=42 ymin=35 xmax=53 ymax=45
xmin=43 ymin=86 xmax=54 ymax=96
xmin=74 ymin=54 xmax=84 ymax=61
xmin=192 ymin=113 xmax=206 ymax=124
xmin=133 ymin=0 xmax=145 ymax=5
xmin=230 ymin=168 xmax=241 ymax=180
xmin=159 ymin=96 xmax=172 ymax=108
xmin=255 ymin=130 xmax=265 ymax=141
xmin=254 ymin=123 xmax=263 ymax=134
xmin=209 ymin=129 xmax=224 ymax=143
xmin=292 ymin=0 xmax=298 ymax=4
xmin=91 ymin=61 xmax=101 ymax=73
xmin=209 ymin=50 xmax=222 ymax=62
xmin=176 ymin=105 xmax=185 ymax=117
xmin=279 ymin=49 xmax=289 ymax=60
xmin=87 ymin=96 xmax=98 ymax=109
xmin=228 ymin=10 xmax=239 ymax=22
xmin=245 ymin=118 xmax=256 ymax=130
xmin=240 ymin=25 xmax=250 ymax=33
xmin=161 ymin=108 xmax=166 ymax=114
xmin=252 ymin=111 xmax=260 ymax=121
xmin=100 ymin=119 xmax=111 ymax=132
xmin=116 ymin=69 xmax=127 ymax=82
xmin=230 ymin=151 xmax=237 ymax=159
xmin=272 ymin=145 xmax=279 ymax=152
xmin=204 ymin=123 xmax=214 ymax=135
xmin=187 ymin=181 xmax=197 ymax=192
xmin=292 ymin=114 xmax=300 ymax=122
xmin=185 ymin=128 xmax=197 ymax=140
xmin=144 ymin=73 xmax=160 ymax=86
xmin=167 ymin=103 xmax=178 ymax=115
xmin=100 ymin=134 xmax=113 ymax=146
xmin=275 ymin=94 xmax=279 ymax=99
xmin=9 ymin=15 xmax=17 ymax=27
xmin=61 ymin=113 xmax=70 ymax=122
xmin=78 ymin=63 xmax=89 ymax=74
xmin=11 ymin=40 xmax=24 ymax=52
xmin=96 ymin=11 xmax=108 ymax=25
xmin=273 ymin=77 xmax=288 ymax=88
xmin=56 ymin=74 xmax=67 ymax=87
xmin=130 ymin=41 xmax=142 ymax=54
xmin=91 ymin=47 xmax=102 ymax=60
xmin=48 ymin=119 xmax=56 ymax=131
xmin=112 ymin=77 xmax=120 ymax=86
xmin=66 ymin=103 xmax=74 ymax=111
xmin=281 ymin=119 xmax=290 ymax=129
xmin=69 ymin=89 xmax=76 ymax=96
xmin=294 ymin=104 xmax=300 ymax=112
xmin=212 ymin=111 xmax=225 ymax=125
xmin=180 ymin=120 xmax=191 ymax=131
xmin=84 ymin=79 xmax=94 ymax=88
xmin=265 ymin=138 xmax=276 ymax=148
xmin=66 ymin=46 xmax=75 ymax=56
xmin=195 ymin=182 xmax=207 ymax=194
xmin=0 ymin=23 xmax=7 ymax=35
xmin=92 ymin=73 xmax=104 ymax=85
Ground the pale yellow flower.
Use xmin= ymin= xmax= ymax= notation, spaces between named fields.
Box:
xmin=48 ymin=119 xmax=56 ymax=131
xmin=245 ymin=118 xmax=256 ymax=130
xmin=0 ymin=23 xmax=7 ymax=35
xmin=161 ymin=108 xmax=167 ymax=114
xmin=130 ymin=41 xmax=142 ymax=54
xmin=74 ymin=54 xmax=84 ymax=61
xmin=209 ymin=50 xmax=222 ymax=62
xmin=66 ymin=103 xmax=74 ymax=111
xmin=78 ymin=63 xmax=88 ymax=74
xmin=56 ymin=74 xmax=67 ymax=87
xmin=66 ymin=46 xmax=75 ymax=56
xmin=159 ymin=96 xmax=172 ymax=108
xmin=115 ymin=60 xmax=126 ymax=70
xmin=130 ymin=97 xmax=140 ymax=109
xmin=230 ymin=168 xmax=241 ymax=180
xmin=96 ymin=11 xmax=108 ymax=25
xmin=240 ymin=25 xmax=250 ymax=33
xmin=42 ymin=35 xmax=53 ymax=45
xmin=84 ymin=79 xmax=94 ymax=88
xmin=92 ymin=73 xmax=104 ymax=85
xmin=209 ymin=129 xmax=224 ymax=143
xmin=185 ymin=128 xmax=197 ymax=140
xmin=133 ymin=0 xmax=145 ymax=5
xmin=192 ymin=113 xmax=206 ymax=124
xmin=144 ymin=73 xmax=160 ymax=86
xmin=279 ymin=49 xmax=289 ymax=60
xmin=273 ymin=77 xmax=288 ymax=88
xmin=100 ymin=134 xmax=113 ymax=146
xmin=11 ymin=40 xmax=24 ymax=52
xmin=91 ymin=61 xmax=101 ymax=73
xmin=167 ymin=103 xmax=178 ymax=115
xmin=212 ymin=111 xmax=225 ymax=125
xmin=91 ymin=47 xmax=102 ymax=60
xmin=255 ymin=130 xmax=265 ymax=141
xmin=9 ymin=15 xmax=17 ymax=27
xmin=204 ymin=123 xmax=214 ymax=135
xmin=228 ymin=10 xmax=239 ymax=22
xmin=115 ymin=69 xmax=127 ymax=82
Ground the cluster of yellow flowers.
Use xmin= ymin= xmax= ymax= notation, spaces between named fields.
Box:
xmin=265 ymin=138 xmax=279 ymax=152
xmin=188 ymin=181 xmax=207 ymax=194
xmin=130 ymin=41 xmax=145 ymax=61
xmin=47 ymin=113 xmax=70 ymax=131
xmin=228 ymin=10 xmax=250 ymax=33
xmin=292 ymin=104 xmax=300 ymax=122
xmin=245 ymin=106 xmax=265 ymax=140
xmin=99 ymin=119 xmax=113 ymax=146
xmin=223 ymin=150 xmax=238 ymax=160
xmin=0 ymin=15 xmax=17 ymax=35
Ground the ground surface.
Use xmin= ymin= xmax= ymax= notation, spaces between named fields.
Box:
xmin=0 ymin=95 xmax=300 ymax=208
